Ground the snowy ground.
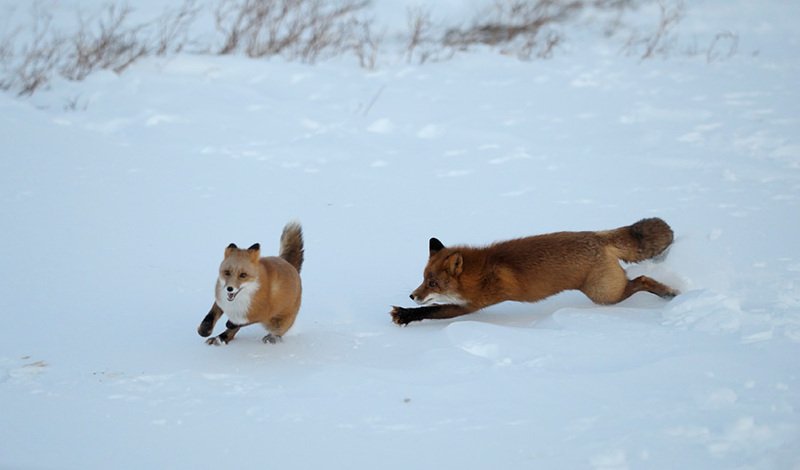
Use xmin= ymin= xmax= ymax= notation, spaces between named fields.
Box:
xmin=1 ymin=1 xmax=799 ymax=469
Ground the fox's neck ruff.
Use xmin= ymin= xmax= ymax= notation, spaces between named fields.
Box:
xmin=217 ymin=279 xmax=260 ymax=325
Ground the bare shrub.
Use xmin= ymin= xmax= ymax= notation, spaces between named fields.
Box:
xmin=442 ymin=0 xmax=587 ymax=60
xmin=0 ymin=2 xmax=63 ymax=96
xmin=0 ymin=0 xmax=733 ymax=98
xmin=60 ymin=3 xmax=150 ymax=81
xmin=349 ymin=16 xmax=382 ymax=69
xmin=621 ymin=0 xmax=684 ymax=59
xmin=213 ymin=1 xmax=248 ymax=55
xmin=591 ymin=0 xmax=642 ymax=38
xmin=154 ymin=0 xmax=202 ymax=56
xmin=439 ymin=0 xmax=646 ymax=60
xmin=1 ymin=1 xmax=205 ymax=96
xmin=296 ymin=2 xmax=369 ymax=63
xmin=0 ymin=21 xmax=18 ymax=66
xmin=706 ymin=31 xmax=738 ymax=63
xmin=63 ymin=94 xmax=89 ymax=112
xmin=213 ymin=0 xmax=370 ymax=63
xmin=405 ymin=6 xmax=437 ymax=64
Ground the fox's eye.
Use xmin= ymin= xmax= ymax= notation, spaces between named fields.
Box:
xmin=428 ymin=281 xmax=437 ymax=288
xmin=224 ymin=270 xmax=231 ymax=277
xmin=239 ymin=273 xmax=247 ymax=279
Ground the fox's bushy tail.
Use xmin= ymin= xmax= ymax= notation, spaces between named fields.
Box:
xmin=279 ymin=220 xmax=304 ymax=273
xmin=607 ymin=217 xmax=674 ymax=263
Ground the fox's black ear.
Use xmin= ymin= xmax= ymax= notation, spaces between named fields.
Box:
xmin=224 ymin=243 xmax=238 ymax=257
xmin=247 ymin=243 xmax=260 ymax=251
xmin=429 ymin=238 xmax=445 ymax=255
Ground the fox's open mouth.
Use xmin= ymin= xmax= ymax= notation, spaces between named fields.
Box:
xmin=227 ymin=291 xmax=238 ymax=301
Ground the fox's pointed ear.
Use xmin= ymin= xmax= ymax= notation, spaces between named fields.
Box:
xmin=247 ymin=243 xmax=261 ymax=260
xmin=225 ymin=243 xmax=238 ymax=256
xmin=444 ymin=251 xmax=463 ymax=277
xmin=429 ymin=238 xmax=445 ymax=256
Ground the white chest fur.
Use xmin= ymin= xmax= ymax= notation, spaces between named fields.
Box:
xmin=216 ymin=279 xmax=260 ymax=325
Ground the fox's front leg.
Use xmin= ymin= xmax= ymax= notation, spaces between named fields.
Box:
xmin=390 ymin=304 xmax=477 ymax=325
xmin=198 ymin=302 xmax=223 ymax=338
xmin=205 ymin=320 xmax=242 ymax=346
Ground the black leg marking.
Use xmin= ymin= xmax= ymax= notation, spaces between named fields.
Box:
xmin=198 ymin=315 xmax=215 ymax=337
xmin=199 ymin=303 xmax=224 ymax=337
xmin=390 ymin=304 xmax=477 ymax=325
xmin=390 ymin=306 xmax=427 ymax=325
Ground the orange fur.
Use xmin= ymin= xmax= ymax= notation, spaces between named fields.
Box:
xmin=198 ymin=221 xmax=303 ymax=345
xmin=391 ymin=218 xmax=678 ymax=325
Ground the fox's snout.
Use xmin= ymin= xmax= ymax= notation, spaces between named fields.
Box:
xmin=410 ymin=289 xmax=467 ymax=307
xmin=225 ymin=285 xmax=240 ymax=301
xmin=410 ymin=291 xmax=432 ymax=306
xmin=410 ymin=286 xmax=428 ymax=304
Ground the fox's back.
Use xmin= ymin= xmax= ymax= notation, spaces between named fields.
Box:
xmin=484 ymin=231 xmax=604 ymax=271
xmin=456 ymin=232 xmax=608 ymax=304
xmin=257 ymin=256 xmax=302 ymax=299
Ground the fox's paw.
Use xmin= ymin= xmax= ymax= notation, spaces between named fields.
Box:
xmin=660 ymin=289 xmax=680 ymax=300
xmin=205 ymin=336 xmax=226 ymax=346
xmin=390 ymin=306 xmax=417 ymax=326
xmin=262 ymin=334 xmax=283 ymax=344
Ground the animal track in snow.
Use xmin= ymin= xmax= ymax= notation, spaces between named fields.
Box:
xmin=1 ymin=356 xmax=49 ymax=383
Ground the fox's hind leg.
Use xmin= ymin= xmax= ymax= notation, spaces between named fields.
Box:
xmin=581 ymin=262 xmax=629 ymax=305
xmin=261 ymin=310 xmax=297 ymax=344
xmin=622 ymin=275 xmax=679 ymax=301
xmin=582 ymin=254 xmax=678 ymax=304
xmin=262 ymin=333 xmax=282 ymax=344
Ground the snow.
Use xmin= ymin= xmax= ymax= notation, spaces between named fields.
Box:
xmin=1 ymin=1 xmax=799 ymax=469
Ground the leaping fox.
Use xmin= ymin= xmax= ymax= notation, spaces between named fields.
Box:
xmin=391 ymin=218 xmax=678 ymax=325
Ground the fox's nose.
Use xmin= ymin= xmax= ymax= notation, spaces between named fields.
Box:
xmin=409 ymin=294 xmax=414 ymax=300
xmin=227 ymin=286 xmax=234 ymax=292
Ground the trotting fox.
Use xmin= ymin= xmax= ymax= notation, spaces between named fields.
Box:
xmin=391 ymin=218 xmax=678 ymax=325
xmin=198 ymin=221 xmax=304 ymax=345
